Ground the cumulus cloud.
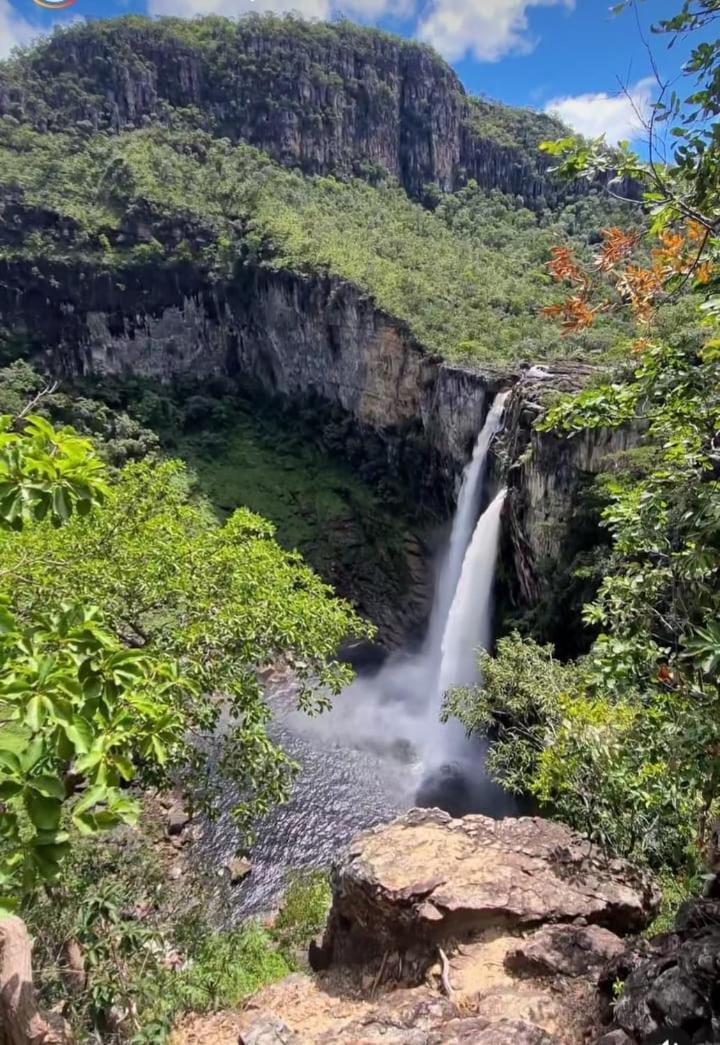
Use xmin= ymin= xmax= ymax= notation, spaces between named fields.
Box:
xmin=0 ymin=0 xmax=38 ymax=58
xmin=148 ymin=0 xmax=412 ymax=21
xmin=543 ymin=77 xmax=655 ymax=143
xmin=417 ymin=0 xmax=574 ymax=63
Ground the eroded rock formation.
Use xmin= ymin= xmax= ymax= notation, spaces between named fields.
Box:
xmin=316 ymin=808 xmax=660 ymax=970
xmin=0 ymin=18 xmax=566 ymax=204
xmin=215 ymin=810 xmax=661 ymax=1045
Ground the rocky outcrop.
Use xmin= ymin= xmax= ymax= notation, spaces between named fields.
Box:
xmin=317 ymin=809 xmax=659 ymax=972
xmin=598 ymin=899 xmax=720 ymax=1044
xmin=200 ymin=810 xmax=660 ymax=1045
xmin=498 ymin=365 xmax=636 ymax=654
xmin=0 ymin=16 xmax=567 ymax=205
xmin=0 ymin=243 xmax=624 ymax=638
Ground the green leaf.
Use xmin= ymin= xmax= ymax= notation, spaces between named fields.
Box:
xmin=28 ymin=775 xmax=66 ymax=800
xmin=24 ymin=794 xmax=62 ymax=832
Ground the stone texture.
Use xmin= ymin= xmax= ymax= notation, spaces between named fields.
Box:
xmin=505 ymin=925 xmax=626 ymax=981
xmin=322 ymin=998 xmax=559 ymax=1044
xmin=606 ymin=926 xmax=720 ymax=1043
xmin=239 ymin=1016 xmax=300 ymax=1044
xmin=320 ymin=809 xmax=660 ymax=969
xmin=238 ymin=991 xmax=561 ymax=1045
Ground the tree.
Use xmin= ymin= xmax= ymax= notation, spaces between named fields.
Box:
xmin=0 ymin=416 xmax=367 ymax=912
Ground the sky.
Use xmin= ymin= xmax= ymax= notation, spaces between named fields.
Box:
xmin=0 ymin=0 xmax=706 ymax=144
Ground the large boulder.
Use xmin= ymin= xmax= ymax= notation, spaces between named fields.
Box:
xmin=317 ymin=809 xmax=660 ymax=969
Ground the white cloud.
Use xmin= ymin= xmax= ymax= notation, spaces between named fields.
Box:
xmin=0 ymin=0 xmax=38 ymax=58
xmin=416 ymin=0 xmax=573 ymax=63
xmin=148 ymin=0 xmax=411 ymax=21
xmin=543 ymin=77 xmax=655 ymax=143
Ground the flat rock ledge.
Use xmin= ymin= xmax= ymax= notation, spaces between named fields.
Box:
xmin=314 ymin=808 xmax=660 ymax=971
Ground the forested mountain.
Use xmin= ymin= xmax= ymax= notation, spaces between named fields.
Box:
xmin=0 ymin=16 xmax=566 ymax=202
xmin=0 ymin=16 xmax=640 ymax=370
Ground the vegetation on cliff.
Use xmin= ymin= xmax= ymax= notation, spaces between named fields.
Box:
xmin=0 ymin=13 xmax=646 ymax=366
xmin=0 ymin=116 xmax=636 ymax=363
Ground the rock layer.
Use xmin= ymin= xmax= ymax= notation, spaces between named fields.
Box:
xmin=319 ymin=808 xmax=660 ymax=969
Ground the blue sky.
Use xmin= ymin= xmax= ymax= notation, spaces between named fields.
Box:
xmin=0 ymin=0 xmax=706 ymax=143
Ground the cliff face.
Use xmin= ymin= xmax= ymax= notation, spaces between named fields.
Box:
xmin=0 ymin=254 xmax=495 ymax=512
xmin=0 ymin=248 xmax=617 ymax=638
xmin=0 ymin=16 xmax=565 ymax=203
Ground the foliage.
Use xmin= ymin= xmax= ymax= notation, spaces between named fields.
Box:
xmin=444 ymin=632 xmax=580 ymax=796
xmin=0 ymin=411 xmax=107 ymax=530
xmin=452 ymin=2 xmax=720 ymax=872
xmin=0 ymin=454 xmax=367 ymax=840
xmin=644 ymin=868 xmax=703 ymax=937
xmin=273 ymin=870 xmax=332 ymax=954
xmin=0 ymin=414 xmax=187 ymax=910
xmin=0 ymin=601 xmax=190 ymax=911
xmin=0 ymin=120 xmax=642 ymax=365
xmin=0 ymin=362 xmax=160 ymax=467
xmin=0 ymin=401 xmax=364 ymax=920
xmin=28 ymin=829 xmax=294 ymax=1042
xmin=539 ymin=1 xmax=719 ymax=313
xmin=459 ymin=302 xmax=720 ymax=867
xmin=540 ymin=221 xmax=714 ymax=333
xmin=465 ymin=96 xmax=567 ymax=152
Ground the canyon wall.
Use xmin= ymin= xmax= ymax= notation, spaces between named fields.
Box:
xmin=0 ymin=252 xmax=621 ymax=634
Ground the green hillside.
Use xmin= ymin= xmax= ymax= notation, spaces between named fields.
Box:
xmin=0 ymin=120 xmax=637 ymax=364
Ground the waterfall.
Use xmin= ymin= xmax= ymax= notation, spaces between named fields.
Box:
xmin=426 ymin=391 xmax=510 ymax=656
xmin=309 ymin=390 xmax=513 ymax=815
xmin=436 ymin=487 xmax=508 ymax=703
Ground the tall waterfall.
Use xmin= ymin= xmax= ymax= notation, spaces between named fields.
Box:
xmin=426 ymin=391 xmax=510 ymax=656
xmin=436 ymin=487 xmax=507 ymax=704
xmin=306 ymin=389 xmax=514 ymax=815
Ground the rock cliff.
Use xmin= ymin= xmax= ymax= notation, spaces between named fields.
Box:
xmin=0 ymin=244 xmax=619 ymax=634
xmin=0 ymin=16 xmax=567 ymax=204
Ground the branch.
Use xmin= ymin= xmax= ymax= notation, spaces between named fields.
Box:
xmin=16 ymin=382 xmax=60 ymax=424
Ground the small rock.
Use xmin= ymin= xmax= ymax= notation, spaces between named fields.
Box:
xmin=240 ymin=1015 xmax=300 ymax=1044
xmin=168 ymin=865 xmax=183 ymax=881
xmin=166 ymin=802 xmax=190 ymax=836
xmin=594 ymin=1032 xmax=634 ymax=1045
xmin=505 ymin=925 xmax=625 ymax=980
xmin=61 ymin=938 xmax=86 ymax=993
xmin=227 ymin=857 xmax=252 ymax=885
